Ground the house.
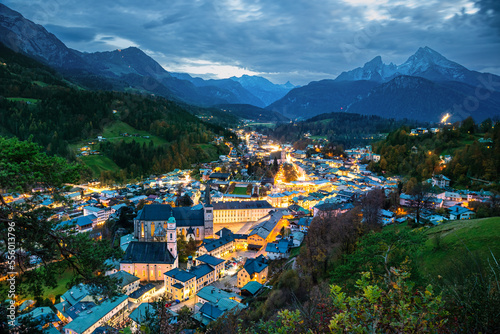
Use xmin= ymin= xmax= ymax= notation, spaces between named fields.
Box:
xmin=448 ymin=205 xmax=475 ymax=220
xmin=194 ymin=287 xmax=246 ymax=326
xmin=104 ymin=258 xmax=120 ymax=276
xmin=120 ymin=233 xmax=137 ymax=252
xmin=59 ymin=284 xmax=92 ymax=307
xmin=313 ymin=202 xmax=354 ymax=217
xmin=55 ymin=300 xmax=97 ymax=323
xmin=380 ymin=209 xmax=395 ymax=225
xmin=265 ymin=239 xmax=291 ymax=260
xmin=109 ymin=270 xmax=140 ymax=295
xmin=289 ymin=231 xmax=305 ymax=247
xmin=14 ymin=307 xmax=61 ymax=331
xmin=240 ymin=281 xmax=263 ymax=297
xmin=62 ymin=295 xmax=128 ymax=334
xmin=164 ymin=268 xmax=197 ymax=301
xmin=198 ymin=235 xmax=234 ymax=258
xmin=297 ymin=217 xmax=313 ymax=232
xmin=164 ymin=259 xmax=221 ymax=301
xmin=247 ymin=210 xmax=289 ymax=248
xmin=432 ymin=175 xmax=451 ymax=188
xmin=195 ymin=254 xmax=225 ymax=279
xmin=68 ymin=215 xmax=97 ymax=233
xmin=129 ymin=303 xmax=177 ymax=332
xmin=128 ymin=283 xmax=156 ymax=303
xmin=82 ymin=206 xmax=111 ymax=225
xmin=237 ymin=255 xmax=268 ymax=288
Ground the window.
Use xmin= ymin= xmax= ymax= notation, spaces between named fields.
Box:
xmin=141 ymin=222 xmax=144 ymax=238
xmin=196 ymin=228 xmax=200 ymax=238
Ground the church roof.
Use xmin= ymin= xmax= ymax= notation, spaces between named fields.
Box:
xmin=136 ymin=204 xmax=204 ymax=227
xmin=212 ymin=200 xmax=273 ymax=211
xmin=121 ymin=242 xmax=175 ymax=264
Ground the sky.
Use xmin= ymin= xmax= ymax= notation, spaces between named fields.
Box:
xmin=2 ymin=0 xmax=500 ymax=85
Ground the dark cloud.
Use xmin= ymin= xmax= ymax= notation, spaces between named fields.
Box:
xmin=2 ymin=0 xmax=500 ymax=84
xmin=45 ymin=24 xmax=96 ymax=43
xmin=476 ymin=0 xmax=500 ymax=31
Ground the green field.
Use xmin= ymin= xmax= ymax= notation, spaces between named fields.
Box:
xmin=7 ymin=97 xmax=39 ymax=104
xmin=32 ymin=81 xmax=49 ymax=87
xmin=418 ymin=217 xmax=500 ymax=275
xmin=102 ymin=121 xmax=168 ymax=147
xmin=80 ymin=155 xmax=122 ymax=176
xmin=1 ymin=267 xmax=77 ymax=302
xmin=246 ymin=122 xmax=275 ymax=128
xmin=232 ymin=186 xmax=248 ymax=195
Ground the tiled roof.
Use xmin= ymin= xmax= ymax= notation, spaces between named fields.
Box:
xmin=196 ymin=254 xmax=225 ymax=267
xmin=212 ymin=200 xmax=273 ymax=210
xmin=121 ymin=242 xmax=175 ymax=264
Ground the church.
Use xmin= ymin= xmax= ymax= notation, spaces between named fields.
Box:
xmin=120 ymin=214 xmax=179 ymax=282
xmin=133 ymin=203 xmax=214 ymax=242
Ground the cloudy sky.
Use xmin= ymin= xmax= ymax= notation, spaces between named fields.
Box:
xmin=2 ymin=0 xmax=500 ymax=85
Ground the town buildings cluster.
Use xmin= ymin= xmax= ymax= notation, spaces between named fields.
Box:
xmin=5 ymin=127 xmax=495 ymax=333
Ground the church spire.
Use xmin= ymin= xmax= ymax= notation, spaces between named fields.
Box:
xmin=204 ymin=181 xmax=211 ymax=206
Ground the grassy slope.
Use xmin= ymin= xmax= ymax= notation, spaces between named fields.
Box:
xmin=417 ymin=217 xmax=500 ymax=276
xmin=6 ymin=97 xmax=39 ymax=103
xmin=102 ymin=121 xmax=168 ymax=147
xmin=0 ymin=267 xmax=76 ymax=302
xmin=79 ymin=155 xmax=121 ymax=176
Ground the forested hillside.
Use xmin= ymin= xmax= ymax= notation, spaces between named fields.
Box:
xmin=263 ymin=112 xmax=421 ymax=148
xmin=0 ymin=43 xmax=235 ymax=180
xmin=369 ymin=118 xmax=500 ymax=189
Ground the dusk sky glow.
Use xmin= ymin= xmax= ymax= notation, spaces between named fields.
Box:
xmin=3 ymin=0 xmax=499 ymax=85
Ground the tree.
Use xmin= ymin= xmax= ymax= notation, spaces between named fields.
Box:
xmin=176 ymin=193 xmax=193 ymax=207
xmin=360 ymin=188 xmax=385 ymax=230
xmin=329 ymin=270 xmax=448 ymax=333
xmin=0 ymin=137 xmax=120 ymax=302
xmin=405 ymin=182 xmax=433 ymax=225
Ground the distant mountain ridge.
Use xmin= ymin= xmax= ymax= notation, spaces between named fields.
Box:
xmin=268 ymin=47 xmax=500 ymax=122
xmin=0 ymin=3 xmax=293 ymax=111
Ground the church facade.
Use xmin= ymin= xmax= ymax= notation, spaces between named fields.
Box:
xmin=134 ymin=203 xmax=214 ymax=241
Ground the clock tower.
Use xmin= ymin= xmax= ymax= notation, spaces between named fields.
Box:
xmin=166 ymin=214 xmax=177 ymax=260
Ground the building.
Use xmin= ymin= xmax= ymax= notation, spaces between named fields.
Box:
xmin=82 ymin=206 xmax=111 ymax=225
xmin=164 ymin=255 xmax=225 ymax=301
xmin=63 ymin=295 xmax=128 ymax=334
xmin=448 ymin=205 xmax=475 ymax=220
xmin=14 ymin=307 xmax=61 ymax=331
xmin=120 ymin=242 xmax=177 ymax=282
xmin=163 ymin=268 xmax=197 ymax=301
xmin=194 ymin=286 xmax=245 ymax=326
xmin=109 ymin=270 xmax=140 ymax=295
xmin=212 ymin=200 xmax=274 ymax=224
xmin=129 ymin=303 xmax=177 ymax=332
xmin=265 ymin=239 xmax=291 ymax=260
xmin=128 ymin=283 xmax=156 ymax=303
xmin=195 ymin=254 xmax=225 ymax=279
xmin=197 ymin=235 xmax=235 ymax=257
xmin=247 ymin=210 xmax=289 ymax=248
xmin=134 ymin=203 xmax=213 ymax=241
xmin=237 ymin=255 xmax=268 ymax=288
xmin=432 ymin=175 xmax=451 ymax=188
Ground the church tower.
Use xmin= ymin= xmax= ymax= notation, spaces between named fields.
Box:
xmin=166 ymin=214 xmax=177 ymax=260
xmin=203 ymin=182 xmax=214 ymax=238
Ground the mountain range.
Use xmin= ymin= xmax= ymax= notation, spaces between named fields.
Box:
xmin=1 ymin=2 xmax=499 ymax=123
xmin=0 ymin=3 xmax=294 ymax=112
xmin=268 ymin=47 xmax=500 ymax=122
